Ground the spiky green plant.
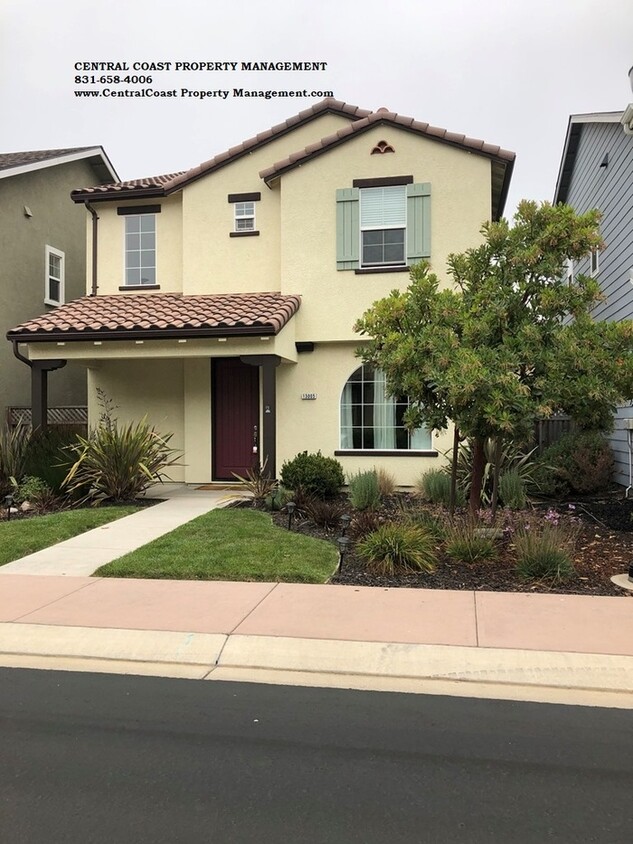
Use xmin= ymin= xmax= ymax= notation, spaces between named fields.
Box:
xmin=348 ymin=469 xmax=381 ymax=511
xmin=356 ymin=523 xmax=437 ymax=574
xmin=444 ymin=518 xmax=498 ymax=563
xmin=0 ymin=423 xmax=30 ymax=497
xmin=232 ymin=458 xmax=277 ymax=504
xmin=449 ymin=439 xmax=538 ymax=505
xmin=62 ymin=418 xmax=181 ymax=502
xmin=514 ymin=523 xmax=576 ymax=581
xmin=499 ymin=470 xmax=528 ymax=510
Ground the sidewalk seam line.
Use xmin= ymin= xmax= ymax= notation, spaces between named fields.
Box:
xmin=473 ymin=591 xmax=480 ymax=647
xmin=226 ymin=582 xmax=281 ymax=638
xmin=10 ymin=578 xmax=103 ymax=623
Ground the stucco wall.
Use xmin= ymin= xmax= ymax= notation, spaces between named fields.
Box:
xmin=87 ymin=360 xmax=186 ymax=482
xmin=277 ymin=126 xmax=491 ymax=341
xmin=0 ymin=158 xmax=98 ymax=416
xmin=276 ymin=343 xmax=452 ymax=487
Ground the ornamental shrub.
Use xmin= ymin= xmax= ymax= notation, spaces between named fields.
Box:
xmin=498 ymin=470 xmax=527 ymax=510
xmin=280 ymin=451 xmax=344 ymax=500
xmin=514 ymin=523 xmax=576 ymax=581
xmin=356 ymin=523 xmax=437 ymax=574
xmin=532 ymin=431 xmax=614 ymax=497
xmin=348 ymin=469 xmax=381 ymax=511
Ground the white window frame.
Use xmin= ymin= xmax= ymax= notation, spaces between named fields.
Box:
xmin=340 ymin=364 xmax=432 ymax=451
xmin=565 ymin=258 xmax=574 ymax=285
xmin=359 ymin=186 xmax=407 ymax=269
xmin=234 ymin=201 xmax=256 ymax=232
xmin=44 ymin=245 xmax=65 ymax=306
xmin=590 ymin=249 xmax=600 ymax=277
xmin=124 ymin=213 xmax=157 ymax=286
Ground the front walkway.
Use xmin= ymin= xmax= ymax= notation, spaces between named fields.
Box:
xmin=0 ymin=484 xmax=227 ymax=576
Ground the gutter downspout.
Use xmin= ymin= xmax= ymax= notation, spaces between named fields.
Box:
xmin=11 ymin=339 xmax=32 ymax=369
xmin=85 ymin=201 xmax=99 ymax=296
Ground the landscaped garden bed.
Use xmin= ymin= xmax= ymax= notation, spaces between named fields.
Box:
xmin=265 ymin=490 xmax=633 ymax=598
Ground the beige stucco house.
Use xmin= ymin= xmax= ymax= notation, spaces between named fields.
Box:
xmin=0 ymin=148 xmax=118 ymax=426
xmin=7 ymin=98 xmax=514 ymax=485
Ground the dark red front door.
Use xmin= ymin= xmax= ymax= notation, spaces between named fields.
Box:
xmin=212 ymin=358 xmax=259 ymax=480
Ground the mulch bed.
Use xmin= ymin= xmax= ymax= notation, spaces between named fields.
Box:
xmin=271 ymin=492 xmax=633 ymax=597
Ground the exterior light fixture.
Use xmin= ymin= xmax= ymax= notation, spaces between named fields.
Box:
xmin=286 ymin=501 xmax=296 ymax=530
xmin=336 ymin=535 xmax=350 ymax=571
xmin=340 ymin=514 xmax=351 ymax=535
xmin=4 ymin=494 xmax=14 ymax=521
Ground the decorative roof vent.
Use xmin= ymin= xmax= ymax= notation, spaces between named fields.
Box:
xmin=371 ymin=139 xmax=395 ymax=155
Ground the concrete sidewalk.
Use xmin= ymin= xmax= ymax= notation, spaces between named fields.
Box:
xmin=1 ymin=484 xmax=632 ymax=707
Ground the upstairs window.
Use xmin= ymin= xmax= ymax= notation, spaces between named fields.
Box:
xmin=234 ymin=201 xmax=255 ymax=232
xmin=360 ymin=186 xmax=406 ymax=268
xmin=340 ymin=365 xmax=432 ymax=451
xmin=336 ymin=180 xmax=431 ymax=272
xmin=45 ymin=246 xmax=64 ymax=306
xmin=590 ymin=249 xmax=600 ymax=277
xmin=125 ymin=214 xmax=156 ymax=286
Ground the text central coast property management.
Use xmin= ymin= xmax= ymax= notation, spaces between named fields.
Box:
xmin=73 ymin=61 xmax=328 ymax=72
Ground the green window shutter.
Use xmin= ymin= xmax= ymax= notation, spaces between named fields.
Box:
xmin=406 ymin=182 xmax=431 ymax=261
xmin=336 ymin=188 xmax=359 ymax=270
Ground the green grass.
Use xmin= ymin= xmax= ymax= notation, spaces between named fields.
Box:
xmin=95 ymin=509 xmax=339 ymax=583
xmin=0 ymin=506 xmax=141 ymax=566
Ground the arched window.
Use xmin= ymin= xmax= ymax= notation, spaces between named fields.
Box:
xmin=340 ymin=365 xmax=431 ymax=450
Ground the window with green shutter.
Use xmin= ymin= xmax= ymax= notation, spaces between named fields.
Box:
xmin=336 ymin=182 xmax=431 ymax=271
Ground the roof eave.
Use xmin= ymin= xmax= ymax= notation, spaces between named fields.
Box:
xmin=0 ymin=147 xmax=119 ymax=184
xmin=7 ymin=324 xmax=280 ymax=344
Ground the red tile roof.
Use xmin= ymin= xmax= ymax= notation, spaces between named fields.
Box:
xmin=8 ymin=292 xmax=301 ymax=341
xmin=259 ymin=108 xmax=516 ymax=182
xmin=71 ymin=98 xmax=371 ymax=201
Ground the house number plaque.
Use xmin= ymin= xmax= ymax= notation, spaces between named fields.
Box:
xmin=301 ymin=393 xmax=317 ymax=400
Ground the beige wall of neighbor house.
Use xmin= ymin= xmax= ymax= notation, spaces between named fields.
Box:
xmin=276 ymin=127 xmax=491 ymax=341
xmin=0 ymin=158 xmax=99 ymax=418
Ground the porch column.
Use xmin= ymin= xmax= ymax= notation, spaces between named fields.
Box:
xmin=240 ymin=355 xmax=280 ymax=477
xmin=31 ymin=359 xmax=67 ymax=430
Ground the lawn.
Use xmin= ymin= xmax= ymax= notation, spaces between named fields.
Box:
xmin=95 ymin=508 xmax=339 ymax=583
xmin=0 ymin=506 xmax=142 ymax=566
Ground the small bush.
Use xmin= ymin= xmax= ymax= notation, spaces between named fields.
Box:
xmin=0 ymin=423 xmax=30 ymax=497
xmin=349 ymin=509 xmax=383 ymax=540
xmin=23 ymin=427 xmax=80 ymax=494
xmin=348 ymin=470 xmax=381 ymax=511
xmin=63 ymin=418 xmax=181 ymax=502
xmin=451 ymin=439 xmax=539 ymax=505
xmin=417 ymin=469 xmax=455 ymax=506
xmin=300 ymin=496 xmax=347 ymax=529
xmin=376 ymin=468 xmax=396 ymax=497
xmin=280 ymin=451 xmax=344 ymax=500
xmin=533 ymin=431 xmax=614 ymax=497
xmin=394 ymin=500 xmax=446 ymax=540
xmin=499 ymin=470 xmax=527 ymax=510
xmin=232 ymin=459 xmax=277 ymax=504
xmin=356 ymin=523 xmax=438 ymax=574
xmin=444 ymin=519 xmax=498 ymax=563
xmin=514 ymin=523 xmax=576 ymax=581
xmin=10 ymin=475 xmax=58 ymax=510
xmin=264 ymin=486 xmax=293 ymax=511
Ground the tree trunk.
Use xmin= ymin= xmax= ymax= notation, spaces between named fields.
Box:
xmin=469 ymin=436 xmax=486 ymax=515
xmin=449 ymin=425 xmax=460 ymax=517
xmin=491 ymin=437 xmax=502 ymax=519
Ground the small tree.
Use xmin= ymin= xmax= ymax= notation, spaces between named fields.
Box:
xmin=355 ymin=201 xmax=633 ymax=512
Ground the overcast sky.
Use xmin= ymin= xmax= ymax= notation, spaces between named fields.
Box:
xmin=1 ymin=0 xmax=631 ymax=217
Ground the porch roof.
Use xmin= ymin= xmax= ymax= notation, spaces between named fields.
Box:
xmin=7 ymin=292 xmax=301 ymax=343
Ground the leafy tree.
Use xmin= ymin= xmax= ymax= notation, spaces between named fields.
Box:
xmin=355 ymin=201 xmax=633 ymax=512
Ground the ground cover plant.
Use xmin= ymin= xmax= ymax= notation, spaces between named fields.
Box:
xmin=95 ymin=508 xmax=338 ymax=583
xmin=0 ymin=505 xmax=141 ymax=566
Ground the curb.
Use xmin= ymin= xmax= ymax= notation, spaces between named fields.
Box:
xmin=2 ymin=623 xmax=633 ymax=707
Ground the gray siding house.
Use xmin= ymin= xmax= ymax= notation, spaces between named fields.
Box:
xmin=0 ymin=148 xmax=118 ymax=425
xmin=554 ymin=111 xmax=633 ymax=485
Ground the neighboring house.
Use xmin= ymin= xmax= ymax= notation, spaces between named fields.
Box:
xmin=554 ymin=109 xmax=633 ymax=486
xmin=0 ymin=147 xmax=119 ymax=427
xmin=7 ymin=98 xmax=514 ymax=485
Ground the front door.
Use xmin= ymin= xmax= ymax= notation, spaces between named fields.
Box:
xmin=212 ymin=358 xmax=259 ymax=480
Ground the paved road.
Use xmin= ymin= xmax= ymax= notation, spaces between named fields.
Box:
xmin=1 ymin=668 xmax=632 ymax=843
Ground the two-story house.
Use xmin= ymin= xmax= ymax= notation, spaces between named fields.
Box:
xmin=553 ymin=108 xmax=633 ymax=486
xmin=0 ymin=147 xmax=118 ymax=426
xmin=7 ymin=98 xmax=514 ymax=485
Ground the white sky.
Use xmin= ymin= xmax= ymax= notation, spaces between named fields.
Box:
xmin=1 ymin=0 xmax=631 ymax=217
